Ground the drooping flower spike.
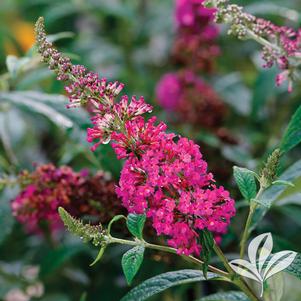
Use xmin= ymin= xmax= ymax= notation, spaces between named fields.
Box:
xmin=35 ymin=18 xmax=236 ymax=255
xmin=205 ymin=0 xmax=301 ymax=92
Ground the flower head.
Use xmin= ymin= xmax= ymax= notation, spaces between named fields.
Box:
xmin=116 ymin=128 xmax=236 ymax=255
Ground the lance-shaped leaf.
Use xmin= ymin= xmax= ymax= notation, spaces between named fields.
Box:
xmin=122 ymin=246 xmax=145 ymax=285
xmin=280 ymin=105 xmax=301 ymax=153
xmin=121 ymin=270 xmax=220 ymax=301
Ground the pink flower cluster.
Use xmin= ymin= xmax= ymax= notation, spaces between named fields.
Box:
xmin=12 ymin=164 xmax=81 ymax=233
xmin=63 ymin=65 xmax=153 ymax=151
xmin=116 ymin=123 xmax=235 ymax=255
xmin=255 ymin=19 xmax=301 ymax=92
xmin=173 ymin=0 xmax=220 ymax=72
xmin=11 ymin=164 xmax=122 ymax=234
xmin=209 ymin=0 xmax=301 ymax=92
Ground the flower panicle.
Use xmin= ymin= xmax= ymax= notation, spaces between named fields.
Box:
xmin=35 ymin=17 xmax=72 ymax=81
xmin=205 ymin=0 xmax=301 ymax=91
xmin=58 ymin=207 xmax=106 ymax=246
xmin=35 ymin=17 xmax=153 ymax=149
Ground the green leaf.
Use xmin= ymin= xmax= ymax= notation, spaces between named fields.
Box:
xmin=6 ymin=55 xmax=31 ymax=80
xmin=47 ymin=32 xmax=75 ymax=43
xmin=0 ymin=92 xmax=73 ymax=129
xmin=126 ymin=214 xmax=146 ymax=239
xmin=286 ymin=253 xmax=301 ymax=280
xmin=251 ymin=67 xmax=278 ymax=120
xmin=279 ymin=205 xmax=301 ymax=227
xmin=122 ymin=246 xmax=145 ymax=285
xmin=199 ymin=230 xmax=214 ymax=278
xmin=197 ymin=291 xmax=250 ymax=300
xmin=246 ymin=2 xmax=299 ymax=22
xmin=214 ymin=73 xmax=251 ymax=116
xmin=121 ymin=270 xmax=220 ymax=301
xmin=256 ymin=159 xmax=301 ymax=208
xmin=6 ymin=55 xmax=19 ymax=79
xmin=280 ymin=105 xmax=301 ymax=153
xmin=233 ymin=167 xmax=257 ymax=200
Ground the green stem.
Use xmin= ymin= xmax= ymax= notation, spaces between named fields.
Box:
xmin=109 ymin=236 xmax=228 ymax=278
xmin=239 ymin=186 xmax=264 ymax=259
xmin=245 ymin=29 xmax=282 ymax=53
xmin=213 ymin=242 xmax=260 ymax=301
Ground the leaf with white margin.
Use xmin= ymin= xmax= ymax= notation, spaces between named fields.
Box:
xmin=263 ymin=251 xmax=297 ymax=280
xmin=229 ymin=259 xmax=262 ymax=282
xmin=247 ymin=233 xmax=272 ymax=273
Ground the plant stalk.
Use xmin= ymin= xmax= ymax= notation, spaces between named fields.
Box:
xmin=109 ymin=236 xmax=228 ymax=278
xmin=239 ymin=186 xmax=264 ymax=258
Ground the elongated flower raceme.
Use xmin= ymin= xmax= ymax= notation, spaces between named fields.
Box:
xmin=205 ymin=0 xmax=301 ymax=92
xmin=35 ymin=18 xmax=236 ymax=255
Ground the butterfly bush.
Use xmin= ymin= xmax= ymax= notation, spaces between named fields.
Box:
xmin=11 ymin=164 xmax=121 ymax=234
xmin=35 ymin=18 xmax=236 ymax=255
xmin=206 ymin=0 xmax=301 ymax=92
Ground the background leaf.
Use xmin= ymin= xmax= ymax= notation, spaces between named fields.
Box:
xmin=0 ymin=194 xmax=14 ymax=245
xmin=40 ymin=244 xmax=88 ymax=277
xmin=280 ymin=105 xmax=301 ymax=153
